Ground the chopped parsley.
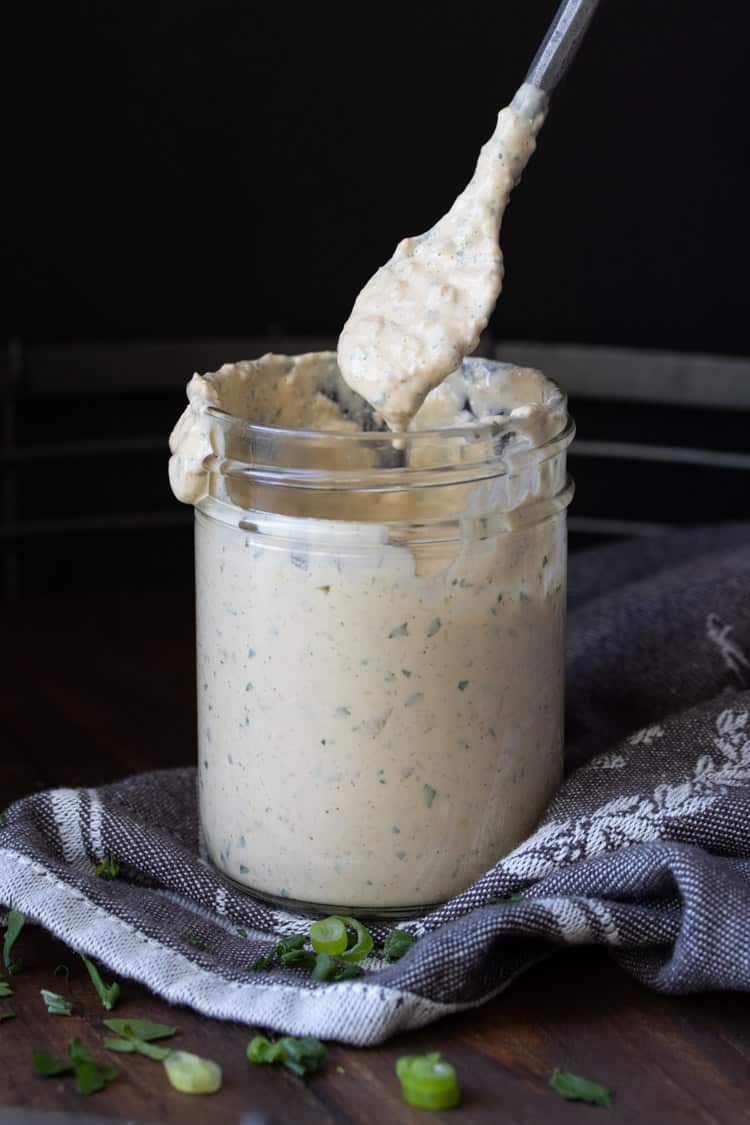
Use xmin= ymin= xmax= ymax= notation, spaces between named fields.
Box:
xmin=457 ymin=680 xmax=469 ymax=691
xmin=103 ymin=1018 xmax=176 ymax=1061
xmin=423 ymin=784 xmax=437 ymax=808
xmin=383 ymin=930 xmax=417 ymax=962
xmin=94 ymin=854 xmax=120 ymax=880
xmin=426 ymin=617 xmax=442 ymax=638
xmin=40 ymin=989 xmax=73 ymax=1016
xmin=311 ymin=951 xmax=362 ymax=982
xmin=247 ymin=1034 xmax=327 ymax=1078
xmin=549 ymin=1068 xmax=612 ymax=1107
xmin=388 ymin=622 xmax=409 ymax=638
xmin=34 ymin=1040 xmax=117 ymax=1095
xmin=3 ymin=908 xmax=25 ymax=974
xmin=251 ymin=923 xmax=369 ymax=981
xmin=81 ymin=955 xmax=120 ymax=1011
xmin=103 ymin=1018 xmax=176 ymax=1042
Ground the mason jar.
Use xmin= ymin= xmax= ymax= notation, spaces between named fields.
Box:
xmin=186 ymin=354 xmax=574 ymax=917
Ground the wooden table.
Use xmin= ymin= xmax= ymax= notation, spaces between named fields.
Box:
xmin=2 ymin=591 xmax=748 ymax=1124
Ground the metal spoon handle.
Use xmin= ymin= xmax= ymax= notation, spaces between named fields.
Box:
xmin=525 ymin=0 xmax=600 ymax=96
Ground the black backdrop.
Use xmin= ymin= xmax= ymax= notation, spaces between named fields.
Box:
xmin=8 ymin=1 xmax=750 ymax=354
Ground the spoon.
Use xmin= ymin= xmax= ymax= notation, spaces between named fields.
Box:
xmin=337 ymin=0 xmax=601 ymax=431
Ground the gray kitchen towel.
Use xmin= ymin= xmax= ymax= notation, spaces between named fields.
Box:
xmin=2 ymin=522 xmax=750 ymax=1045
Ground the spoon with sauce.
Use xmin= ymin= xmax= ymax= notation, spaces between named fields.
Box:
xmin=337 ymin=0 xmax=601 ymax=432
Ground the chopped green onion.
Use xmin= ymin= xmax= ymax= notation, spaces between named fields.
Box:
xmin=0 ymin=982 xmax=13 ymax=998
xmin=383 ymin=930 xmax=417 ymax=962
xmin=336 ymin=917 xmax=373 ymax=963
xmin=279 ymin=947 xmax=316 ymax=970
xmin=33 ymin=1049 xmax=73 ymax=1077
xmin=103 ymin=1018 xmax=176 ymax=1042
xmin=94 ymin=854 xmax=120 ymax=880
xmin=103 ymin=1017 xmax=177 ymax=1061
xmin=34 ymin=1041 xmax=116 ymax=1094
xmin=309 ymin=917 xmax=348 ymax=956
xmin=396 ymin=1053 xmax=460 ymax=1110
xmin=81 ymin=955 xmax=120 ymax=1011
xmin=68 ymin=1039 xmax=117 ymax=1095
xmin=549 ymin=1068 xmax=612 ymax=1106
xmin=163 ymin=1050 xmax=222 ymax=1094
xmin=310 ymin=951 xmax=362 ymax=982
xmin=40 ymin=989 xmax=73 ymax=1016
xmin=3 ymin=908 xmax=25 ymax=974
xmin=247 ymin=1035 xmax=326 ymax=1078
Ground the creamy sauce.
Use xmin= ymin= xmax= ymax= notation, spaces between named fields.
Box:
xmin=196 ymin=499 xmax=565 ymax=909
xmin=168 ymin=78 xmax=571 ymax=912
xmin=337 ymin=83 xmax=547 ymax=430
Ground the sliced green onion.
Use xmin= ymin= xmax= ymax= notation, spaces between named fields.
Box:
xmin=336 ymin=917 xmax=373 ymax=963
xmin=247 ymin=1035 xmax=326 ymax=1077
xmin=396 ymin=1052 xmax=460 ymax=1110
xmin=40 ymin=989 xmax=73 ymax=1016
xmin=383 ymin=930 xmax=416 ymax=962
xmin=163 ymin=1050 xmax=222 ymax=1094
xmin=309 ymin=917 xmax=348 ymax=956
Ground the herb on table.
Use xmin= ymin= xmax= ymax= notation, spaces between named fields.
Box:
xmin=3 ymin=908 xmax=25 ymax=974
xmin=33 ymin=1049 xmax=74 ymax=1077
xmin=457 ymin=680 xmax=469 ymax=691
xmin=396 ymin=1052 xmax=460 ymax=1110
xmin=247 ymin=1034 xmax=327 ymax=1078
xmin=0 ymin=1008 xmax=15 ymax=1022
xmin=103 ymin=1017 xmax=177 ymax=1060
xmin=81 ymin=955 xmax=120 ymax=1011
xmin=426 ymin=617 xmax=442 ymax=638
xmin=33 ymin=1040 xmax=117 ymax=1095
xmin=383 ymin=930 xmax=417 ymax=963
xmin=549 ymin=1067 xmax=612 ymax=1107
xmin=94 ymin=854 xmax=120 ymax=880
xmin=0 ymin=982 xmax=13 ymax=998
xmin=41 ymin=989 xmax=73 ymax=1016
xmin=163 ymin=1050 xmax=222 ymax=1094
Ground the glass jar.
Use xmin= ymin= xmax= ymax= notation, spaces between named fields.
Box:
xmin=193 ymin=357 xmax=574 ymax=917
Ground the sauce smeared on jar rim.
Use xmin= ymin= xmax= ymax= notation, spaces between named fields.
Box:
xmin=337 ymin=83 xmax=547 ymax=431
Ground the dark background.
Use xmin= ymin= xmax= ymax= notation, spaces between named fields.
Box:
xmin=8 ymin=0 xmax=750 ymax=349
xmin=3 ymin=0 xmax=750 ymax=600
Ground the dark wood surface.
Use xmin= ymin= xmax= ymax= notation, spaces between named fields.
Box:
xmin=2 ymin=591 xmax=749 ymax=1124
